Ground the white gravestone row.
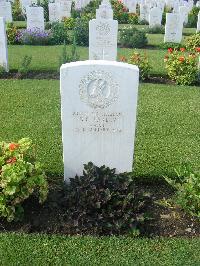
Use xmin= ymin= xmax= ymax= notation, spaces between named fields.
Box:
xmin=164 ymin=13 xmax=183 ymax=43
xmin=89 ymin=0 xmax=118 ymax=61
xmin=26 ymin=6 xmax=45 ymax=30
xmin=0 ymin=1 xmax=12 ymax=22
xmin=179 ymin=5 xmax=189 ymax=25
xmin=60 ymin=60 xmax=139 ymax=181
xmin=140 ymin=4 xmax=150 ymax=22
xmin=0 ymin=17 xmax=8 ymax=72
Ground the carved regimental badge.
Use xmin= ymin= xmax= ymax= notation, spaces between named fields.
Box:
xmin=79 ymin=70 xmax=119 ymax=109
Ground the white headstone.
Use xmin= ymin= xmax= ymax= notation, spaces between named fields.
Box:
xmin=140 ymin=4 xmax=149 ymax=22
xmin=127 ymin=0 xmax=137 ymax=13
xmin=149 ymin=7 xmax=162 ymax=27
xmin=179 ymin=5 xmax=189 ymax=25
xmin=164 ymin=13 xmax=183 ymax=43
xmin=49 ymin=3 xmax=60 ymax=22
xmin=0 ymin=17 xmax=8 ymax=72
xmin=59 ymin=0 xmax=72 ymax=20
xmin=89 ymin=1 xmax=118 ymax=61
xmin=0 ymin=2 xmax=12 ymax=22
xmin=26 ymin=6 xmax=45 ymax=30
xmin=197 ymin=11 xmax=200 ymax=33
xmin=60 ymin=60 xmax=139 ymax=181
xmin=20 ymin=0 xmax=32 ymax=14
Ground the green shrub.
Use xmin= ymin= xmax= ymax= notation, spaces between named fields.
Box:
xmin=160 ymin=42 xmax=184 ymax=50
xmin=6 ymin=23 xmax=19 ymax=44
xmin=128 ymin=13 xmax=139 ymax=25
xmin=40 ymin=0 xmax=49 ymax=21
xmin=51 ymin=22 xmax=70 ymax=45
xmin=120 ymin=27 xmax=148 ymax=48
xmin=164 ymin=163 xmax=200 ymax=219
xmin=63 ymin=162 xmax=150 ymax=235
xmin=112 ymin=0 xmax=129 ymax=24
xmin=146 ymin=25 xmax=164 ymax=34
xmin=74 ymin=17 xmax=89 ymax=46
xmin=0 ymin=138 xmax=48 ymax=222
xmin=164 ymin=47 xmax=199 ymax=85
xmin=185 ymin=33 xmax=200 ymax=51
xmin=127 ymin=51 xmax=151 ymax=80
xmin=12 ymin=0 xmax=25 ymax=21
xmin=63 ymin=17 xmax=76 ymax=30
xmin=186 ymin=6 xmax=200 ymax=28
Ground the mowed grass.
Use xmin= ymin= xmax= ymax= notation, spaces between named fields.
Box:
xmin=0 ymin=79 xmax=200 ymax=179
xmin=8 ymin=45 xmax=167 ymax=76
xmin=0 ymin=233 xmax=200 ymax=265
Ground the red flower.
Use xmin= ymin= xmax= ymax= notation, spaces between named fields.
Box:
xmin=168 ymin=48 xmax=173 ymax=53
xmin=179 ymin=56 xmax=185 ymax=62
xmin=196 ymin=47 xmax=200 ymax=53
xmin=9 ymin=143 xmax=19 ymax=151
xmin=180 ymin=47 xmax=185 ymax=52
xmin=6 ymin=157 xmax=17 ymax=164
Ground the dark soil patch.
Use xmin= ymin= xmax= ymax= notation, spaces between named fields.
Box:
xmin=0 ymin=180 xmax=199 ymax=237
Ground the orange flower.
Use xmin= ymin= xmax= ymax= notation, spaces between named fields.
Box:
xmin=196 ymin=47 xmax=200 ymax=53
xmin=179 ymin=56 xmax=185 ymax=62
xmin=6 ymin=157 xmax=17 ymax=164
xmin=9 ymin=143 xmax=19 ymax=151
xmin=120 ymin=56 xmax=127 ymax=62
xmin=168 ymin=48 xmax=173 ymax=53
xmin=180 ymin=47 xmax=185 ymax=52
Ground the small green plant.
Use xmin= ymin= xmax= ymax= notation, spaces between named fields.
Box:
xmin=51 ymin=22 xmax=70 ymax=45
xmin=63 ymin=162 xmax=150 ymax=235
xmin=63 ymin=17 xmax=76 ymax=30
xmin=120 ymin=27 xmax=148 ymax=48
xmin=12 ymin=0 xmax=25 ymax=21
xmin=164 ymin=163 xmax=200 ymax=219
xmin=128 ymin=13 xmax=139 ymax=25
xmin=186 ymin=6 xmax=200 ymax=28
xmin=6 ymin=23 xmax=19 ymax=45
xmin=0 ymin=138 xmax=48 ymax=222
xmin=58 ymin=37 xmax=80 ymax=69
xmin=159 ymin=42 xmax=184 ymax=50
xmin=40 ymin=0 xmax=49 ymax=21
xmin=17 ymin=55 xmax=32 ymax=78
xmin=164 ymin=47 xmax=199 ymax=85
xmin=185 ymin=33 xmax=200 ymax=51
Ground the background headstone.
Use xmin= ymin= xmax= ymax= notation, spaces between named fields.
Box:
xmin=197 ymin=11 xmax=200 ymax=33
xmin=164 ymin=13 xmax=183 ymax=43
xmin=0 ymin=17 xmax=8 ymax=72
xmin=149 ymin=7 xmax=162 ymax=27
xmin=26 ymin=6 xmax=45 ymax=31
xmin=60 ymin=60 xmax=139 ymax=181
xmin=0 ymin=2 xmax=12 ymax=22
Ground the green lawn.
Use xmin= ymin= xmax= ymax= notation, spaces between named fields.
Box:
xmin=0 ymin=80 xmax=200 ymax=179
xmin=0 ymin=233 xmax=200 ymax=265
xmin=8 ymin=45 xmax=167 ymax=76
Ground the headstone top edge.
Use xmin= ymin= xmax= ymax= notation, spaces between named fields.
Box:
xmin=60 ymin=60 xmax=139 ymax=72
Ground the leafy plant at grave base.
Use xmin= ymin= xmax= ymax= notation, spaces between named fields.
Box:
xmin=6 ymin=23 xmax=19 ymax=45
xmin=121 ymin=51 xmax=151 ymax=81
xmin=164 ymin=163 xmax=200 ymax=219
xmin=63 ymin=162 xmax=150 ymax=236
xmin=63 ymin=17 xmax=76 ymax=30
xmin=51 ymin=22 xmax=70 ymax=45
xmin=0 ymin=138 xmax=48 ymax=222
xmin=146 ymin=25 xmax=164 ymax=34
xmin=12 ymin=0 xmax=25 ymax=21
xmin=128 ymin=13 xmax=139 ymax=25
xmin=186 ymin=6 xmax=200 ymax=28
xmin=112 ymin=0 xmax=129 ymax=24
xmin=185 ymin=33 xmax=200 ymax=51
xmin=16 ymin=28 xmax=52 ymax=45
xmin=139 ymin=19 xmax=149 ymax=25
xmin=58 ymin=38 xmax=80 ymax=70
xmin=164 ymin=47 xmax=199 ymax=85
xmin=0 ymin=66 xmax=6 ymax=75
xmin=74 ymin=17 xmax=89 ymax=46
xmin=40 ymin=0 xmax=49 ymax=21
xmin=17 ymin=55 xmax=32 ymax=78
xmin=120 ymin=27 xmax=148 ymax=48
xmin=159 ymin=42 xmax=184 ymax=50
